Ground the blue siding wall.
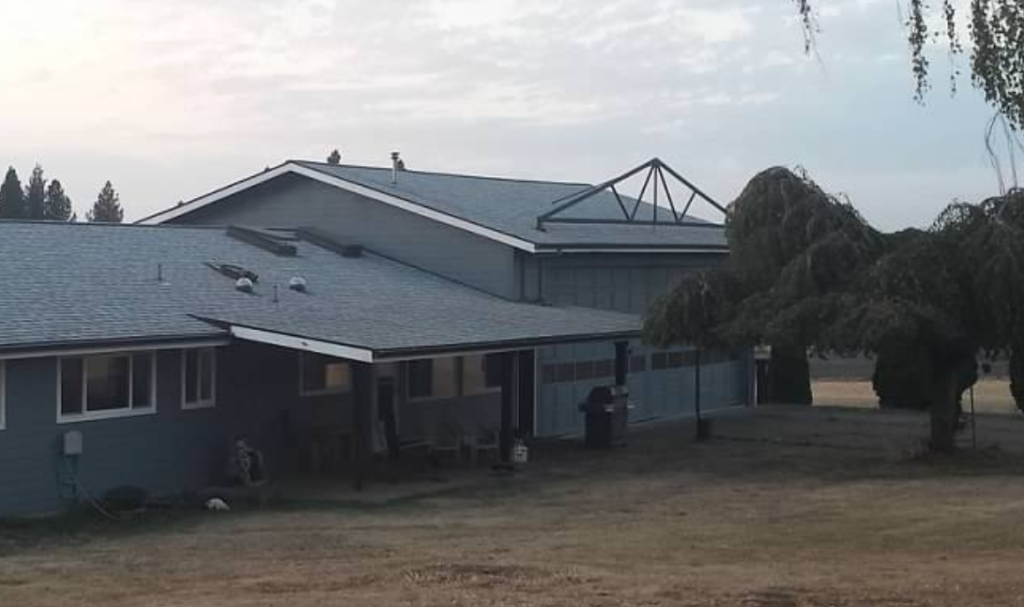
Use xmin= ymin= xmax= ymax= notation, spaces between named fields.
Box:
xmin=0 ymin=344 xmax=503 ymax=518
xmin=0 ymin=352 xmax=226 ymax=517
xmin=0 ymin=345 xmax=304 ymax=518
xmin=525 ymin=252 xmax=750 ymax=437
xmin=172 ymin=174 xmax=518 ymax=299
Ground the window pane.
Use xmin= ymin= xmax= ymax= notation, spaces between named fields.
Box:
xmin=301 ymin=353 xmax=327 ymax=393
xmin=629 ymin=355 xmax=646 ymax=373
xmin=184 ymin=350 xmax=199 ymax=403
xmin=484 ymin=354 xmax=503 ymax=388
xmin=300 ymin=353 xmax=349 ymax=394
xmin=60 ymin=358 xmax=84 ymax=415
xmin=323 ymin=361 xmax=350 ymax=392
xmin=432 ymin=357 xmax=457 ymax=399
xmin=198 ymin=350 xmax=214 ymax=401
xmin=407 ymin=360 xmax=433 ymax=398
xmin=574 ymin=361 xmax=595 ymax=381
xmin=131 ymin=353 xmax=153 ymax=409
xmin=86 ymin=355 xmax=130 ymax=412
xmin=461 ymin=355 xmax=496 ymax=395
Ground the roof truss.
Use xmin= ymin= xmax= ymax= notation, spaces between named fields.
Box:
xmin=535 ymin=158 xmax=728 ymax=231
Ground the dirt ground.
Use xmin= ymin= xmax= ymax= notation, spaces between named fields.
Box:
xmin=4 ymin=406 xmax=1024 ymax=607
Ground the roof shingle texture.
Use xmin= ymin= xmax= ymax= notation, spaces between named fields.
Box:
xmin=0 ymin=222 xmax=639 ymax=355
xmin=293 ymin=161 xmax=728 ymax=249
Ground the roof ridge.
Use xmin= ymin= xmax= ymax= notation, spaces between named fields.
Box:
xmin=291 ymin=159 xmax=592 ymax=188
xmin=0 ymin=219 xmax=226 ymax=230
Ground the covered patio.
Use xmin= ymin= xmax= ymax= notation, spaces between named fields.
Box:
xmin=218 ymin=324 xmax=636 ymax=491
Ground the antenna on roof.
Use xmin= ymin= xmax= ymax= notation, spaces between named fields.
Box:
xmin=391 ymin=152 xmax=402 ymax=184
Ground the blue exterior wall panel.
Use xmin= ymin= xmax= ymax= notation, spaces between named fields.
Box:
xmin=0 ymin=342 xmax=504 ymax=518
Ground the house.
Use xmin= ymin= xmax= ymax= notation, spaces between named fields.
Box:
xmin=0 ymin=221 xmax=638 ymax=517
xmin=141 ymin=157 xmax=752 ymax=437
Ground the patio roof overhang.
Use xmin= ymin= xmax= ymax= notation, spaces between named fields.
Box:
xmin=225 ymin=321 xmax=641 ymax=363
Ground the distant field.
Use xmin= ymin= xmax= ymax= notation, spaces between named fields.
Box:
xmin=814 ymin=378 xmax=1018 ymax=414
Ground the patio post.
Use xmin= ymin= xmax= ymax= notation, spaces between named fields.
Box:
xmin=499 ymin=351 xmax=517 ymax=463
xmin=614 ymin=340 xmax=628 ymax=387
xmin=350 ymin=361 xmax=375 ymax=491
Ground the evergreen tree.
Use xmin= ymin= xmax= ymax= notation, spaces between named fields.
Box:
xmin=327 ymin=149 xmax=341 ymax=165
xmin=24 ymin=164 xmax=46 ymax=220
xmin=0 ymin=167 xmax=25 ymax=219
xmin=44 ymin=179 xmax=74 ymax=221
xmin=86 ymin=181 xmax=124 ymax=223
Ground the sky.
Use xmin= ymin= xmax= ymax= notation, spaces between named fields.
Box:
xmin=0 ymin=0 xmax=1011 ymax=230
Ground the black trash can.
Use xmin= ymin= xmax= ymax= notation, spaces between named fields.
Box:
xmin=579 ymin=386 xmax=629 ymax=449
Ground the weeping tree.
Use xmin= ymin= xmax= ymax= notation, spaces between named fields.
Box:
xmin=644 ymin=167 xmax=1021 ymax=453
xmin=647 ymin=167 xmax=883 ymax=405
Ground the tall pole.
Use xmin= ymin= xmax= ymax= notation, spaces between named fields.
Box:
xmin=694 ymin=348 xmax=703 ymax=440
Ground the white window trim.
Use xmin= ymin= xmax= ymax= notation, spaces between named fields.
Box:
xmin=0 ymin=361 xmax=6 ymax=431
xmin=181 ymin=348 xmax=217 ymax=410
xmin=298 ymin=352 xmax=352 ymax=397
xmin=56 ymin=353 xmax=158 ymax=424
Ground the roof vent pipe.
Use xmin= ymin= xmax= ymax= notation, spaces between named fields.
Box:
xmin=235 ymin=277 xmax=255 ymax=293
xmin=391 ymin=151 xmax=401 ymax=184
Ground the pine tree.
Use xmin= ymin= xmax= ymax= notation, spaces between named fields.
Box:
xmin=0 ymin=167 xmax=25 ymax=219
xmin=24 ymin=164 xmax=46 ymax=219
xmin=44 ymin=179 xmax=74 ymax=221
xmin=86 ymin=181 xmax=124 ymax=223
xmin=327 ymin=149 xmax=341 ymax=165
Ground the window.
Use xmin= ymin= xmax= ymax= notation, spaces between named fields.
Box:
xmin=0 ymin=361 xmax=5 ymax=431
xmin=651 ymin=352 xmax=668 ymax=370
xmin=58 ymin=353 xmax=156 ymax=422
xmin=299 ymin=352 xmax=351 ymax=396
xmin=629 ymin=355 xmax=646 ymax=373
xmin=182 ymin=348 xmax=216 ymax=409
xmin=574 ymin=360 xmax=595 ymax=381
xmin=406 ymin=358 xmax=457 ymax=400
xmin=462 ymin=354 xmax=502 ymax=395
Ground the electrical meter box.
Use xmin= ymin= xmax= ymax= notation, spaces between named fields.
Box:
xmin=63 ymin=431 xmax=83 ymax=456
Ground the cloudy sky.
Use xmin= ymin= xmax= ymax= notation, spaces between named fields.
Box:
xmin=0 ymin=0 xmax=1009 ymax=229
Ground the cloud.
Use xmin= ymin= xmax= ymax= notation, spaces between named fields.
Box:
xmin=0 ymin=0 xmax=1003 ymax=227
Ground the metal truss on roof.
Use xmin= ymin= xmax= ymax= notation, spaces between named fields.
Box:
xmin=535 ymin=158 xmax=728 ymax=231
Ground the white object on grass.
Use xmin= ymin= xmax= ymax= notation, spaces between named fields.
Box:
xmin=205 ymin=498 xmax=230 ymax=512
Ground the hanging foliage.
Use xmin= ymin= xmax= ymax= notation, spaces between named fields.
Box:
xmin=796 ymin=0 xmax=1024 ymax=130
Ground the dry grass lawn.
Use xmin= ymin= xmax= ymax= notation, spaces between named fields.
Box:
xmin=3 ymin=407 xmax=1024 ymax=607
xmin=814 ymin=378 xmax=1018 ymax=414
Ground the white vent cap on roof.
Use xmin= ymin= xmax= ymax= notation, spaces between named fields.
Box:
xmin=289 ymin=276 xmax=308 ymax=292
xmin=235 ymin=277 xmax=255 ymax=293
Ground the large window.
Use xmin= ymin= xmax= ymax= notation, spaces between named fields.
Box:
xmin=58 ymin=353 xmax=156 ymax=422
xmin=182 ymin=348 xmax=216 ymax=409
xmin=461 ymin=354 xmax=503 ymax=396
xmin=406 ymin=358 xmax=457 ymax=400
xmin=299 ymin=352 xmax=351 ymax=396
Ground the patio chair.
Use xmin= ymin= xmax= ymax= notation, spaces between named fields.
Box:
xmin=467 ymin=428 xmax=500 ymax=466
xmin=428 ymin=420 xmax=464 ymax=463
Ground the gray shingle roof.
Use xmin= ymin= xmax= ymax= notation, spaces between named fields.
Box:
xmin=291 ymin=161 xmax=728 ymax=250
xmin=0 ymin=222 xmax=639 ymax=357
